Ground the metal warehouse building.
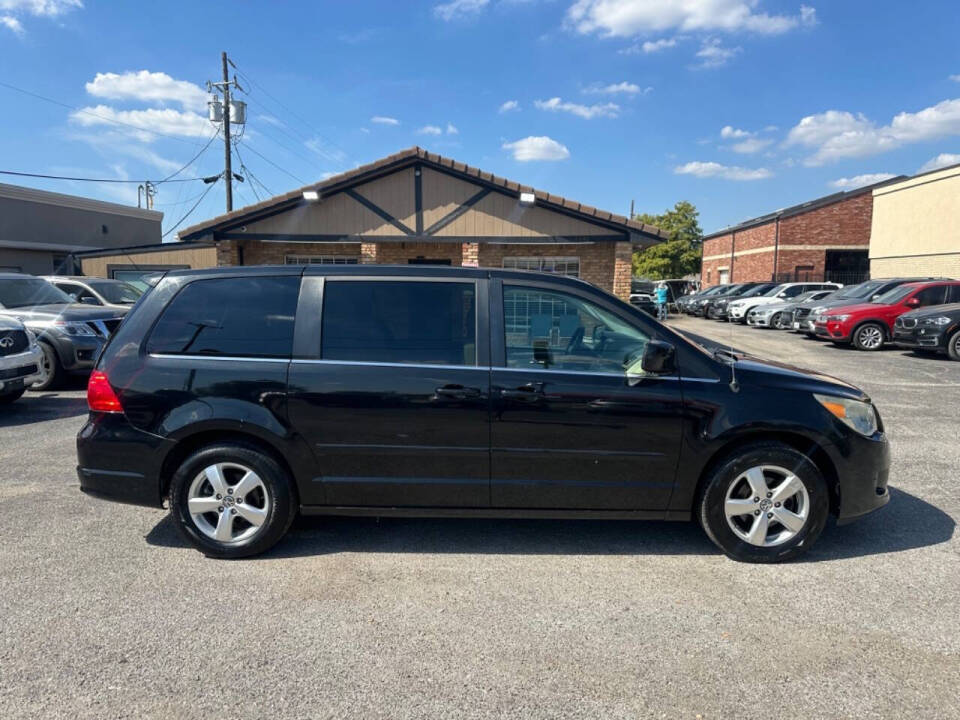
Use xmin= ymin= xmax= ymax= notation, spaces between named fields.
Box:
xmin=699 ymin=176 xmax=905 ymax=288
xmin=79 ymin=147 xmax=665 ymax=301
xmin=0 ymin=182 xmax=162 ymax=275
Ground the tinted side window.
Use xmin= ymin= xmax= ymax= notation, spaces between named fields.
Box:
xmin=148 ymin=276 xmax=299 ymax=357
xmin=948 ymin=286 xmax=960 ymax=303
xmin=914 ymin=285 xmax=948 ymax=307
xmin=781 ymin=285 xmax=805 ymax=298
xmin=321 ymin=281 xmax=476 ymax=366
xmin=504 ymin=286 xmax=649 ymax=374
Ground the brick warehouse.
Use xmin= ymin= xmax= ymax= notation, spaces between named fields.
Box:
xmin=699 ymin=176 xmax=905 ymax=288
xmin=80 ymin=147 xmax=665 ymax=301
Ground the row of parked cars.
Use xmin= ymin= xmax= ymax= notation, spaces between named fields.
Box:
xmin=677 ymin=277 xmax=960 ymax=358
xmin=0 ymin=273 xmax=142 ymax=403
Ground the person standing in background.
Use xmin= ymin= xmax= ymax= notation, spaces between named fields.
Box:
xmin=655 ymin=282 xmax=669 ymax=320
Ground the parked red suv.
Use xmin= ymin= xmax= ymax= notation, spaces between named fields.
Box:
xmin=813 ymin=280 xmax=960 ymax=350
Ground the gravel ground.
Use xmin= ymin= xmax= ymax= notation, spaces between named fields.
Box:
xmin=1 ymin=319 xmax=957 ymax=719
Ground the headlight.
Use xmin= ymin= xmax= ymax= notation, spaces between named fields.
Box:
xmin=26 ymin=319 xmax=96 ymax=336
xmin=826 ymin=314 xmax=850 ymax=322
xmin=920 ymin=316 xmax=952 ymax=326
xmin=811 ymin=306 xmax=826 ymax=315
xmin=814 ymin=394 xmax=879 ymax=437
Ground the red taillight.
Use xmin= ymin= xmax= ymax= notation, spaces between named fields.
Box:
xmin=87 ymin=370 xmax=123 ymax=413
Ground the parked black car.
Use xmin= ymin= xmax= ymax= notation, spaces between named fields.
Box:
xmin=706 ymin=283 xmax=777 ymax=320
xmin=690 ymin=284 xmax=747 ymax=316
xmin=793 ymin=277 xmax=946 ymax=335
xmin=0 ymin=273 xmax=127 ymax=390
xmin=77 ymin=265 xmax=890 ymax=563
xmin=678 ymin=285 xmax=726 ymax=314
xmin=893 ymin=302 xmax=960 ymax=360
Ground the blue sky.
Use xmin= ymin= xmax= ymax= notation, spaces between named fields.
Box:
xmin=2 ymin=0 xmax=960 ymax=237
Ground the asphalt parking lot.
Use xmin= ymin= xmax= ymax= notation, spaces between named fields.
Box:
xmin=1 ymin=318 xmax=958 ymax=719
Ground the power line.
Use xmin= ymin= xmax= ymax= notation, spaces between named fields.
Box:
xmin=0 ymin=80 xmax=207 ymax=147
xmin=236 ymin=139 xmax=306 ymax=185
xmin=0 ymin=169 xmax=214 ymax=184
xmin=162 ymin=179 xmax=219 ymax=239
xmin=233 ymin=140 xmax=274 ymax=200
xmin=159 ymin=130 xmax=221 ymax=183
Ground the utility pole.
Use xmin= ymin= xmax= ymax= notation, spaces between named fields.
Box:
xmin=207 ymin=51 xmax=245 ymax=212
xmin=221 ymin=52 xmax=232 ymax=212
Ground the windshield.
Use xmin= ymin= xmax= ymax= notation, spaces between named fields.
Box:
xmin=0 ymin=278 xmax=73 ymax=308
xmin=836 ymin=280 xmax=884 ymax=299
xmin=87 ymin=280 xmax=143 ymax=304
xmin=872 ymin=284 xmax=917 ymax=304
xmin=762 ymin=284 xmax=788 ymax=297
xmin=739 ymin=283 xmax=775 ymax=297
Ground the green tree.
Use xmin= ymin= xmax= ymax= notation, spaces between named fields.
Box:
xmin=632 ymin=201 xmax=703 ymax=279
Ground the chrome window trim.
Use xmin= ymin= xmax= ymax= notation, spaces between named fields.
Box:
xmin=292 ymin=358 xmax=488 ymax=372
xmin=149 ymin=353 xmax=289 ymax=363
xmin=496 ymin=365 xmax=681 ymax=381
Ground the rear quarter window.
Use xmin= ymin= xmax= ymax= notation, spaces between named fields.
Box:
xmin=147 ymin=276 xmax=299 ymax=358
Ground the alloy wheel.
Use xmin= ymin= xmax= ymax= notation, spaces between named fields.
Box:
xmin=857 ymin=325 xmax=884 ymax=350
xmin=723 ymin=465 xmax=809 ymax=547
xmin=187 ymin=462 xmax=270 ymax=544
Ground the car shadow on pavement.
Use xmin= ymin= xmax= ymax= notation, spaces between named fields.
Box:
xmin=145 ymin=486 xmax=953 ymax=561
xmin=0 ymin=393 xmax=88 ymax=428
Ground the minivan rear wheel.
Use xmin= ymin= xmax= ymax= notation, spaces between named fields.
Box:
xmin=698 ymin=442 xmax=829 ymax=563
xmin=169 ymin=443 xmax=298 ymax=558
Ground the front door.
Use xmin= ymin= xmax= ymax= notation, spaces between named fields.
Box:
xmin=287 ymin=276 xmax=490 ymax=507
xmin=490 ymin=282 xmax=684 ymax=510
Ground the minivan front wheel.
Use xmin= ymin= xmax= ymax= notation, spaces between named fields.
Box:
xmin=699 ymin=442 xmax=829 ymax=563
xmin=169 ymin=443 xmax=297 ymax=558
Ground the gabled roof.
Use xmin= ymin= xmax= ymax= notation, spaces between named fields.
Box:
xmin=701 ymin=175 xmax=908 ymax=241
xmin=178 ymin=146 xmax=666 ymax=242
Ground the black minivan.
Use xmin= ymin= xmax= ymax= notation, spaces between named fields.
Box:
xmin=77 ymin=266 xmax=890 ymax=562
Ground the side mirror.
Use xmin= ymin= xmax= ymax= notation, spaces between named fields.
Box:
xmin=905 ymin=297 xmax=920 ymax=307
xmin=80 ymin=296 xmax=100 ymax=305
xmin=627 ymin=341 xmax=675 ymax=383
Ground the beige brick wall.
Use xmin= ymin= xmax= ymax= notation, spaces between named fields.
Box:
xmin=375 ymin=242 xmax=463 ymax=265
xmin=871 ymin=254 xmax=960 ymax=279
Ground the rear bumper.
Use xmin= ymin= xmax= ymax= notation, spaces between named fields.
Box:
xmin=76 ymin=413 xmax=173 ymax=508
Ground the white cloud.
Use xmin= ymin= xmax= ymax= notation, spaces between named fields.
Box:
xmin=85 ymin=70 xmax=207 ymax=111
xmin=69 ymin=104 xmax=210 ymax=141
xmin=534 ymin=97 xmax=620 ymax=119
xmin=919 ymin=153 xmax=960 ymax=172
xmin=829 ymin=173 xmax=897 ymax=190
xmin=0 ymin=0 xmax=81 ymax=33
xmin=370 ymin=115 xmax=400 ymax=125
xmin=731 ymin=137 xmax=773 ymax=153
xmin=502 ymin=136 xmax=570 ymax=161
xmin=305 ymin=137 xmax=347 ymax=164
xmin=499 ymin=100 xmax=520 ymax=113
xmin=566 ymin=0 xmax=817 ymax=37
xmin=951 ymin=75 xmax=960 ymax=83
xmin=693 ymin=38 xmax=741 ymax=68
xmin=642 ymin=37 xmax=677 ymax=53
xmin=417 ymin=125 xmax=444 ymax=136
xmin=257 ymin=114 xmax=285 ymax=128
xmin=0 ymin=14 xmax=23 ymax=33
xmin=446 ymin=122 xmax=459 ymax=135
xmin=584 ymin=81 xmax=651 ymax=95
xmin=720 ymin=125 xmax=750 ymax=139
xmin=674 ymin=161 xmax=772 ymax=180
xmin=433 ymin=0 xmax=488 ymax=21
xmin=786 ymin=99 xmax=960 ymax=165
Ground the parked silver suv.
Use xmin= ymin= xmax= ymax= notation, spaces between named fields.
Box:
xmin=0 ymin=316 xmax=43 ymax=404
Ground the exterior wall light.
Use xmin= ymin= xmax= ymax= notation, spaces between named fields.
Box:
xmin=302 ymin=190 xmax=320 ymax=201
xmin=519 ymin=192 xmax=535 ymax=206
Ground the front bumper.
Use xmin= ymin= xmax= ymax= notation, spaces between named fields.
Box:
xmin=892 ymin=327 xmax=945 ymax=350
xmin=77 ymin=412 xmax=174 ymax=508
xmin=746 ymin=312 xmax=774 ymax=327
xmin=0 ymin=345 xmax=44 ymax=393
xmin=831 ymin=429 xmax=891 ymax=524
xmin=814 ymin=320 xmax=850 ymax=341
xmin=42 ymin=333 xmax=105 ymax=372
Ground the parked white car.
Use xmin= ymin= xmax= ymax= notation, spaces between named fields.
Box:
xmin=727 ymin=282 xmax=842 ymax=322
xmin=42 ymin=276 xmax=143 ymax=312
xmin=0 ymin=316 xmax=44 ymax=404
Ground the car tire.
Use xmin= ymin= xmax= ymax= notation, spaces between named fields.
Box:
xmin=30 ymin=342 xmax=62 ymax=391
xmin=698 ymin=441 xmax=829 ymax=563
xmin=852 ymin=322 xmax=886 ymax=351
xmin=770 ymin=312 xmax=783 ymax=329
xmin=0 ymin=388 xmax=25 ymax=404
xmin=948 ymin=330 xmax=960 ymax=361
xmin=169 ymin=442 xmax=298 ymax=559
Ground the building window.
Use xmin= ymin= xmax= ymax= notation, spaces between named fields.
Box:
xmin=285 ymin=255 xmax=359 ymax=265
xmin=502 ymin=256 xmax=580 ymax=277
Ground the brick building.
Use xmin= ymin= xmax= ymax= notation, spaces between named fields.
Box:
xmin=699 ymin=177 xmax=904 ymax=288
xmin=79 ymin=147 xmax=664 ymax=301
